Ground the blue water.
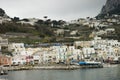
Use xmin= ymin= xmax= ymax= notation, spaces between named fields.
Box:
xmin=8 ymin=65 xmax=120 ymax=80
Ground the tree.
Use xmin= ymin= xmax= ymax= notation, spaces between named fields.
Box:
xmin=58 ymin=20 xmax=65 ymax=25
xmin=52 ymin=20 xmax=58 ymax=27
xmin=36 ymin=19 xmax=44 ymax=24
xmin=12 ymin=17 xmax=20 ymax=22
xmin=44 ymin=16 xmax=48 ymax=21
xmin=22 ymin=18 xmax=29 ymax=22
xmin=44 ymin=19 xmax=51 ymax=26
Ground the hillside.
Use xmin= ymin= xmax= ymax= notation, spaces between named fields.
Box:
xmin=0 ymin=8 xmax=94 ymax=44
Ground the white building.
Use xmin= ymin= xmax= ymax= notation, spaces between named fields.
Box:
xmin=70 ymin=30 xmax=78 ymax=36
xmin=82 ymin=48 xmax=95 ymax=58
xmin=12 ymin=55 xmax=26 ymax=65
xmin=8 ymin=43 xmax=25 ymax=55
xmin=54 ymin=29 xmax=64 ymax=35
xmin=43 ymin=50 xmax=57 ymax=63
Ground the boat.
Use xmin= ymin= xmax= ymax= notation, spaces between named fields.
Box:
xmin=103 ymin=63 xmax=118 ymax=68
xmin=78 ymin=61 xmax=102 ymax=65
xmin=0 ymin=66 xmax=8 ymax=75
xmin=0 ymin=70 xmax=8 ymax=75
xmin=78 ymin=61 xmax=103 ymax=68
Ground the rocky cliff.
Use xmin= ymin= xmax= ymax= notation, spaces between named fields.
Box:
xmin=97 ymin=0 xmax=120 ymax=18
xmin=0 ymin=8 xmax=9 ymax=18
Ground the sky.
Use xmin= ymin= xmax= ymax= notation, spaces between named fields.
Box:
xmin=0 ymin=0 xmax=106 ymax=21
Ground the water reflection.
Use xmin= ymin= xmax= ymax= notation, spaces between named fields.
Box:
xmin=8 ymin=66 xmax=120 ymax=80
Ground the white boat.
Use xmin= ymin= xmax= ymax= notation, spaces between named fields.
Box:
xmin=0 ymin=66 xmax=8 ymax=75
xmin=103 ymin=63 xmax=118 ymax=68
xmin=86 ymin=61 xmax=102 ymax=65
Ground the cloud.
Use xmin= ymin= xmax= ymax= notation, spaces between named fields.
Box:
xmin=0 ymin=0 xmax=106 ymax=20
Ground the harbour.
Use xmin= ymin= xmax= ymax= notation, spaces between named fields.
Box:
xmin=0 ymin=64 xmax=103 ymax=71
xmin=0 ymin=0 xmax=120 ymax=80
xmin=0 ymin=64 xmax=119 ymax=80
xmin=6 ymin=64 xmax=120 ymax=80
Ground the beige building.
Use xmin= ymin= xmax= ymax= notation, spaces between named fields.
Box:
xmin=74 ymin=41 xmax=92 ymax=48
xmin=0 ymin=37 xmax=8 ymax=46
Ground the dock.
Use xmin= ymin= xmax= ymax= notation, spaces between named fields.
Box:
xmin=1 ymin=65 xmax=103 ymax=71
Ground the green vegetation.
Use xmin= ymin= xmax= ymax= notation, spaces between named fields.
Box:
xmin=113 ymin=24 xmax=120 ymax=41
xmin=0 ymin=23 xmax=33 ymax=33
xmin=0 ymin=7 xmax=94 ymax=43
xmin=0 ymin=17 xmax=95 ymax=44
xmin=8 ymin=37 xmax=40 ymax=44
xmin=99 ymin=24 xmax=120 ymax=41
xmin=0 ymin=22 xmax=55 ymax=43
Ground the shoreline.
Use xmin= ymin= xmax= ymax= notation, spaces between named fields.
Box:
xmin=2 ymin=65 xmax=103 ymax=71
xmin=1 ymin=64 xmax=119 ymax=72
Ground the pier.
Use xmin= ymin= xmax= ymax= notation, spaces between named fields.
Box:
xmin=1 ymin=64 xmax=103 ymax=71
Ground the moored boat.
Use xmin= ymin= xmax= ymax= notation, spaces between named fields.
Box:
xmin=78 ymin=61 xmax=102 ymax=65
xmin=0 ymin=66 xmax=8 ymax=75
xmin=0 ymin=70 xmax=8 ymax=75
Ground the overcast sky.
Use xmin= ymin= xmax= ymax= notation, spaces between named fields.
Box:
xmin=0 ymin=0 xmax=106 ymax=21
